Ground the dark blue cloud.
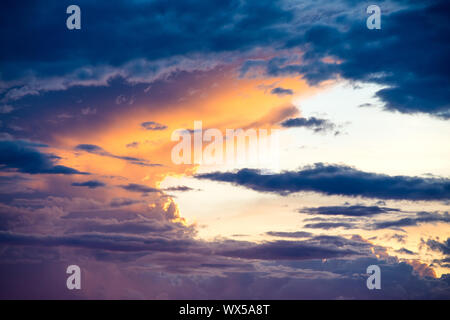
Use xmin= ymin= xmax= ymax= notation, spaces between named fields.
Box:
xmin=243 ymin=0 xmax=450 ymax=118
xmin=281 ymin=117 xmax=337 ymax=133
xmin=303 ymin=222 xmax=354 ymax=230
xmin=121 ymin=183 xmax=160 ymax=193
xmin=0 ymin=0 xmax=292 ymax=82
xmin=425 ymin=238 xmax=450 ymax=255
xmin=302 ymin=205 xmax=401 ymax=216
xmin=298 ymin=211 xmax=449 ymax=230
xmin=0 ymin=139 xmax=87 ymax=175
xmin=163 ymin=186 xmax=196 ymax=192
xmin=266 ymin=231 xmax=312 ymax=238
xmin=270 ymin=87 xmax=293 ymax=96
xmin=1 ymin=0 xmax=448 ymax=119
xmin=71 ymin=180 xmax=105 ymax=189
xmin=196 ymin=163 xmax=450 ymax=201
xmin=373 ymin=212 xmax=450 ymax=229
xmin=396 ymin=248 xmax=415 ymax=255
xmin=219 ymin=240 xmax=360 ymax=261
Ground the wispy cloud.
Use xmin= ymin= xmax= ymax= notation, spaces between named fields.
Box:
xmin=141 ymin=121 xmax=167 ymax=131
xmin=75 ymin=144 xmax=161 ymax=167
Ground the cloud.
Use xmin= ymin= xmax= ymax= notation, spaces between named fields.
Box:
xmin=280 ymin=117 xmax=337 ymax=134
xmin=141 ymin=121 xmax=167 ymax=131
xmin=196 ymin=163 xmax=450 ymax=201
xmin=220 ymin=241 xmax=358 ymax=260
xmin=296 ymin=210 xmax=450 ymax=231
xmin=301 ymin=205 xmax=401 ymax=216
xmin=1 ymin=253 xmax=448 ymax=299
xmin=75 ymin=144 xmax=134 ymax=160
xmin=373 ymin=212 xmax=450 ymax=230
xmin=242 ymin=1 xmax=450 ymax=118
xmin=71 ymin=180 xmax=106 ymax=189
xmin=126 ymin=142 xmax=139 ymax=148
xmin=266 ymin=231 xmax=312 ymax=238
xmin=0 ymin=191 xmax=449 ymax=299
xmin=121 ymin=183 xmax=161 ymax=194
xmin=425 ymin=238 xmax=450 ymax=255
xmin=1 ymin=1 xmax=448 ymax=120
xmin=0 ymin=139 xmax=87 ymax=175
xmin=0 ymin=231 xmax=192 ymax=253
xmin=396 ymin=248 xmax=415 ymax=255
xmin=109 ymin=198 xmax=143 ymax=208
xmin=217 ymin=235 xmax=373 ymax=262
xmin=0 ymin=0 xmax=293 ymax=100
xmin=389 ymin=234 xmax=407 ymax=244
xmin=433 ymin=257 xmax=450 ymax=269
xmin=270 ymin=87 xmax=293 ymax=96
xmin=0 ymin=174 xmax=34 ymax=194
xmin=303 ymin=222 xmax=354 ymax=230
xmin=0 ymin=231 xmax=365 ymax=262
xmin=163 ymin=186 xmax=196 ymax=192
xmin=65 ymin=220 xmax=176 ymax=235
xmin=75 ymin=144 xmax=161 ymax=167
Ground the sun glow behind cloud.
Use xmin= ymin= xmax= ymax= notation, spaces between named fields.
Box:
xmin=161 ymin=80 xmax=450 ymax=276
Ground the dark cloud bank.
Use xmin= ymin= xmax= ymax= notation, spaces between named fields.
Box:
xmin=1 ymin=0 xmax=448 ymax=119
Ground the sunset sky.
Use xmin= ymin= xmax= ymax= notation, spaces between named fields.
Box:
xmin=0 ymin=0 xmax=449 ymax=299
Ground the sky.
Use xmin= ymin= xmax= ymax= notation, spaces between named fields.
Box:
xmin=0 ymin=0 xmax=449 ymax=299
